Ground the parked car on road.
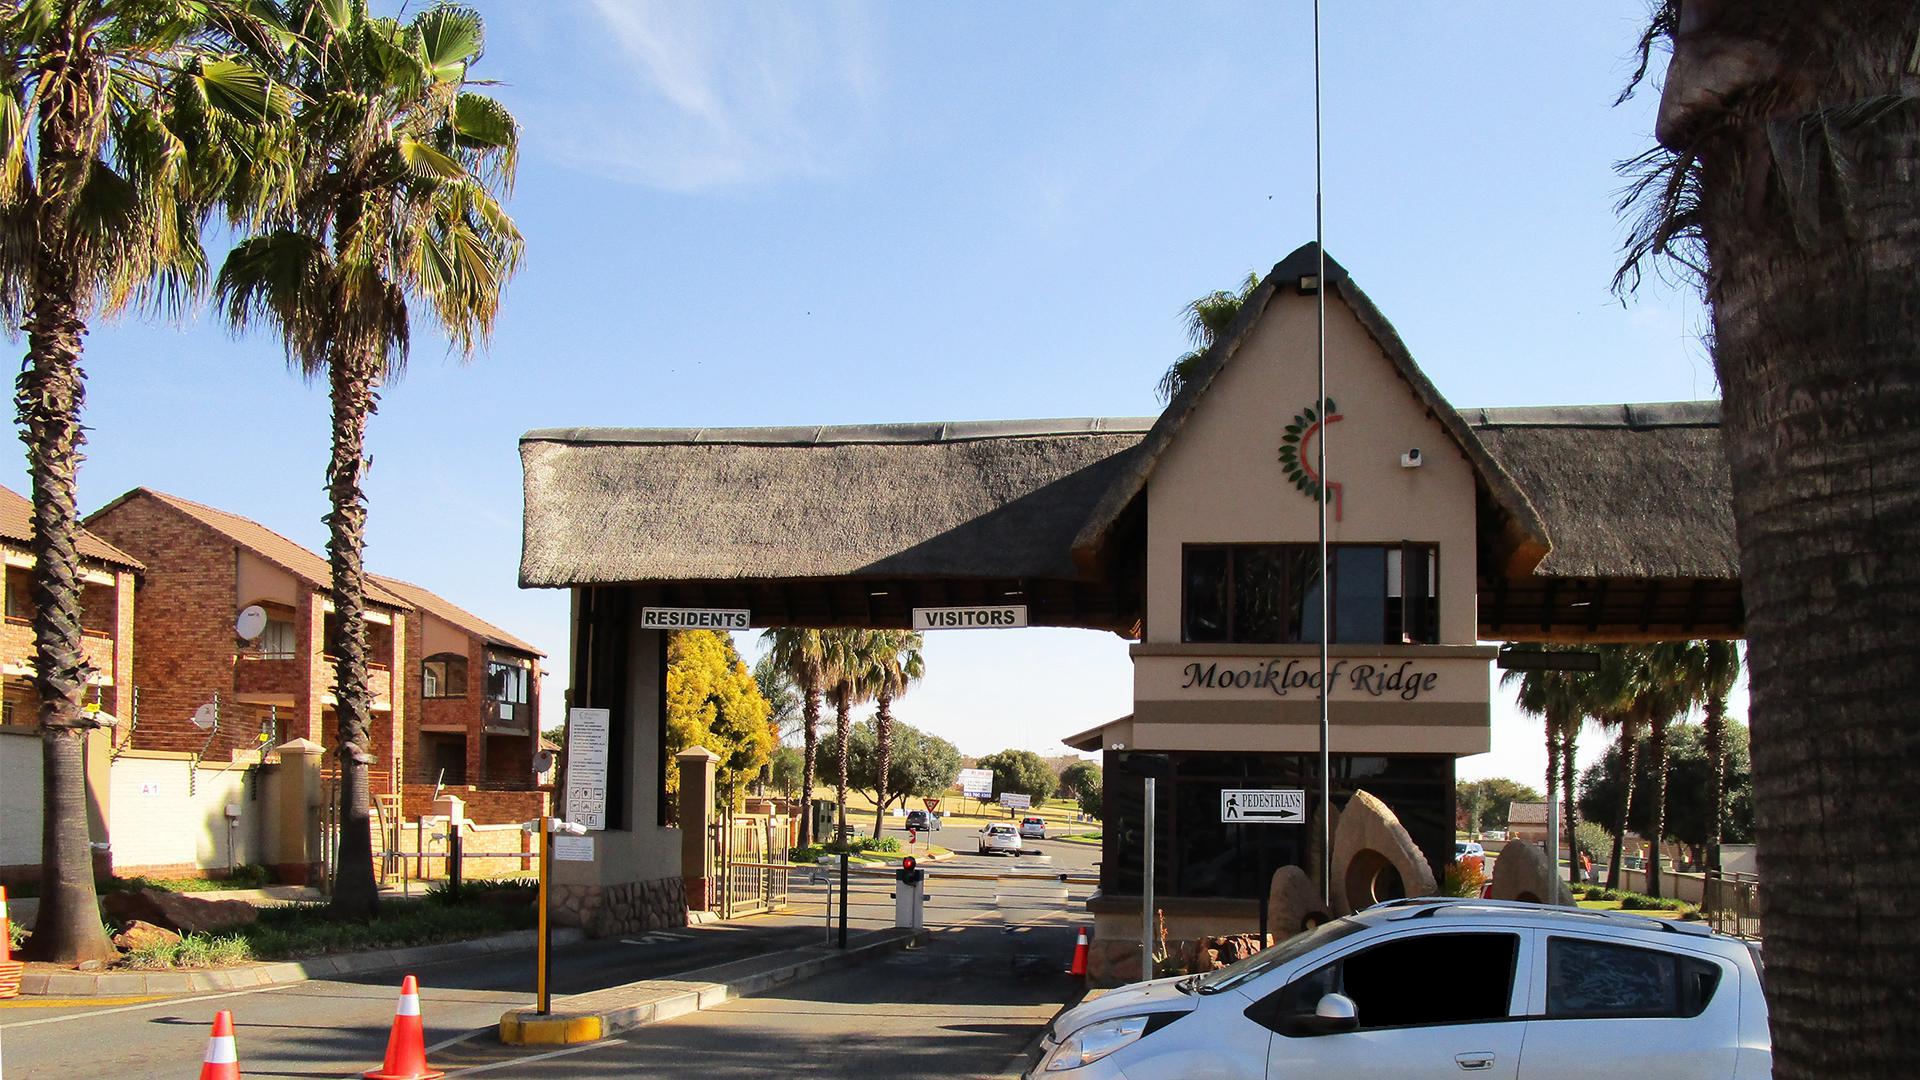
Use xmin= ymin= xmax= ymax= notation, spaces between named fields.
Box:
xmin=1019 ymin=816 xmax=1048 ymax=840
xmin=1027 ymin=898 xmax=1770 ymax=1079
xmin=1483 ymin=829 xmax=1508 ymax=842
xmin=1456 ymin=840 xmax=1485 ymax=861
xmin=905 ymin=809 xmax=941 ymax=832
xmin=978 ymin=822 xmax=1023 ymax=856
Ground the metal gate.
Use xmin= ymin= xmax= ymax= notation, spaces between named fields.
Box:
xmin=714 ymin=813 xmax=790 ymax=919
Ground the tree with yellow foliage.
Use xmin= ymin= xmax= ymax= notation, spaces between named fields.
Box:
xmin=664 ymin=630 xmax=776 ymax=809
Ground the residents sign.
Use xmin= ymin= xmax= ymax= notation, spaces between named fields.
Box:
xmin=641 ymin=607 xmax=750 ymax=631
xmin=957 ymin=768 xmax=994 ymax=797
xmin=1220 ymin=788 xmax=1306 ymax=824
xmin=913 ymin=605 xmax=1028 ymax=630
xmin=566 ymin=707 xmax=611 ymax=831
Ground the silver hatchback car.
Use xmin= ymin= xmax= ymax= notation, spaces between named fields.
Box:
xmin=1029 ymin=898 xmax=1770 ymax=1079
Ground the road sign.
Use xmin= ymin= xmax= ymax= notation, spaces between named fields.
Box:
xmin=922 ymin=798 xmax=941 ymax=813
xmin=957 ymin=768 xmax=993 ymax=798
xmin=913 ymin=604 xmax=1028 ymax=630
xmin=999 ymin=793 xmax=1032 ymax=810
xmin=1220 ymin=788 xmax=1306 ymax=824
xmin=640 ymin=607 xmax=750 ymax=631
xmin=565 ymin=707 xmax=611 ymax=830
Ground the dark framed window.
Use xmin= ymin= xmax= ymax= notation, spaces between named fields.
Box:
xmin=423 ymin=653 xmax=468 ymax=698
xmin=1267 ymin=933 xmax=1517 ymax=1034
xmin=486 ymin=659 xmax=530 ymax=705
xmin=1182 ymin=543 xmax=1437 ymax=645
xmin=1546 ymin=938 xmax=1722 ymax=1019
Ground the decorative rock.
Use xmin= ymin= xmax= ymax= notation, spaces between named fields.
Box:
xmin=1487 ymin=840 xmax=1575 ymax=906
xmin=111 ymin=920 xmax=183 ymax=952
xmin=101 ymin=889 xmax=259 ymax=936
xmin=1266 ymin=865 xmax=1331 ymax=940
xmin=1330 ymin=790 xmax=1438 ymax=914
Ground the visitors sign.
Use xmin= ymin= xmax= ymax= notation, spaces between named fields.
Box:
xmin=912 ymin=604 xmax=1028 ymax=630
xmin=1220 ymin=788 xmax=1306 ymax=824
xmin=957 ymin=768 xmax=994 ymax=797
xmin=566 ymin=707 xmax=611 ymax=830
xmin=1000 ymin=793 xmax=1033 ymax=810
xmin=641 ymin=607 xmax=751 ymax=631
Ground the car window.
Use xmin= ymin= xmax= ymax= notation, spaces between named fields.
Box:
xmin=1194 ymin=916 xmax=1367 ymax=994
xmin=1256 ymin=932 xmax=1518 ymax=1033
xmin=1545 ymin=937 xmax=1722 ymax=1019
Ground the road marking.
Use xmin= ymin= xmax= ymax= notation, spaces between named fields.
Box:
xmin=427 ymin=1026 xmax=494 ymax=1054
xmin=442 ymin=1036 xmax=623 ymax=1075
xmin=618 ymin=931 xmax=690 ymax=946
xmin=0 ymin=981 xmax=297 ymax=1030
xmin=0 ymin=995 xmax=169 ymax=1008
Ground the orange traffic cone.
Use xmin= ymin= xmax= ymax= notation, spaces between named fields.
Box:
xmin=0 ymin=885 xmax=20 ymax=1001
xmin=198 ymin=1011 xmax=240 ymax=1080
xmin=364 ymin=975 xmax=444 ymax=1080
xmin=1068 ymin=926 xmax=1090 ymax=977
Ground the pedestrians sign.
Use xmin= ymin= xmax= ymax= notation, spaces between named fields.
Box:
xmin=1220 ymin=788 xmax=1305 ymax=824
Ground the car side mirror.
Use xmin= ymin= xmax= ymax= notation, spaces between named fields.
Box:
xmin=1281 ymin=993 xmax=1358 ymax=1037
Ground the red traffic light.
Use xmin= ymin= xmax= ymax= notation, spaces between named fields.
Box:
xmin=901 ymin=856 xmax=917 ymax=872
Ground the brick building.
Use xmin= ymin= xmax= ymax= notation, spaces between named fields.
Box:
xmin=86 ymin=489 xmax=411 ymax=786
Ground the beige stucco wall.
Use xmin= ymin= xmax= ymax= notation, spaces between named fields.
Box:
xmin=1144 ymin=285 xmax=1479 ymax=645
xmin=421 ymin=613 xmax=466 ymax=658
xmin=236 ymin=550 xmax=298 ymax=608
xmin=107 ymin=751 xmax=262 ymax=872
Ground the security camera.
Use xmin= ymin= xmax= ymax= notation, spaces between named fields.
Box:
xmin=1400 ymin=449 xmax=1423 ymax=468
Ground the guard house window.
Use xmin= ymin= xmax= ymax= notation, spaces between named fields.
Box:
xmin=1182 ymin=543 xmax=1437 ymax=645
xmin=423 ymin=653 xmax=468 ymax=698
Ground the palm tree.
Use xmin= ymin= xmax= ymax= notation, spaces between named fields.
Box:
xmin=864 ymin=630 xmax=924 ymax=837
xmin=0 ymin=0 xmax=289 ymax=964
xmin=1501 ymin=653 xmax=1588 ymax=881
xmin=766 ymin=629 xmax=830 ymax=845
xmin=1696 ymin=641 xmax=1742 ymax=874
xmin=1157 ymin=271 xmax=1258 ymax=402
xmin=820 ymin=629 xmax=876 ymax=847
xmin=214 ymin=1 xmax=522 ymax=917
xmin=1624 ymin=9 xmax=1920 ymax=1069
xmin=1587 ymin=646 xmax=1640 ymax=889
xmin=1631 ymin=644 xmax=1698 ymax=899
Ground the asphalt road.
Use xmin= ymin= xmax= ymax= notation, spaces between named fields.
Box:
xmin=0 ymin=828 xmax=1099 ymax=1078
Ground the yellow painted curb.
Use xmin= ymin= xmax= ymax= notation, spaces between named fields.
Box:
xmin=498 ymin=1010 xmax=604 ymax=1045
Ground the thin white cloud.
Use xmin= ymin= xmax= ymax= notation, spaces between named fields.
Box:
xmin=531 ymin=1 xmax=881 ymax=192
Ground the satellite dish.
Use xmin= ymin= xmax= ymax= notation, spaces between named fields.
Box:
xmin=191 ymin=703 xmax=218 ymax=731
xmin=235 ymin=605 xmax=268 ymax=641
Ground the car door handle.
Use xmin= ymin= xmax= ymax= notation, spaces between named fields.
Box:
xmin=1455 ymin=1052 xmax=1496 ymax=1071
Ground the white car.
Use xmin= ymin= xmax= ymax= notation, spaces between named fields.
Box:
xmin=1456 ymin=840 xmax=1486 ymax=861
xmin=978 ymin=822 xmax=1023 ymax=856
xmin=1028 ymin=898 xmax=1770 ymax=1079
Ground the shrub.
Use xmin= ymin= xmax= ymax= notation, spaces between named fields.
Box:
xmin=1442 ymin=858 xmax=1487 ymax=897
xmin=788 ymin=835 xmax=900 ymax=863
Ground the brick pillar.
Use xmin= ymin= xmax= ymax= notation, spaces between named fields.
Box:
xmin=295 ymin=591 xmax=326 ymax=744
xmin=272 ymin=738 xmax=324 ymax=884
xmin=677 ymin=746 xmax=719 ymax=911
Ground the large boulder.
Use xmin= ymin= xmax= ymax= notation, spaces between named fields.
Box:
xmin=102 ymin=888 xmax=260 ymax=936
xmin=1329 ymin=790 xmax=1437 ymax=914
xmin=1487 ymin=840 xmax=1575 ymax=906
xmin=111 ymin=920 xmax=183 ymax=952
xmin=1267 ymin=865 xmax=1333 ymax=939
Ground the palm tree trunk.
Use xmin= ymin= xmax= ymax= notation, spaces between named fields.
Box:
xmin=872 ymin=688 xmax=893 ymax=838
xmin=1646 ymin=717 xmax=1669 ymax=899
xmin=1704 ymin=694 xmax=1726 ymax=875
xmin=15 ymin=222 xmax=115 ymax=964
xmin=1544 ymin=720 xmax=1561 ymax=865
xmin=798 ymin=687 xmax=819 ymax=846
xmin=1562 ymin=719 xmax=1581 ymax=884
xmin=1608 ymin=723 xmax=1638 ymax=890
xmin=325 ymin=346 xmax=380 ymax=919
xmin=833 ymin=696 xmax=851 ymax=847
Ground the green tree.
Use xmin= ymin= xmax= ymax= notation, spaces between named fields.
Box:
xmin=1059 ymin=760 xmax=1101 ymax=802
xmin=753 ymin=652 xmax=801 ymax=742
xmin=664 ymin=630 xmax=774 ymax=808
xmin=977 ymin=748 xmax=1057 ymax=805
xmin=820 ymin=629 xmax=878 ymax=841
xmin=765 ymin=629 xmax=830 ymax=844
xmin=1455 ymin=778 xmax=1543 ymax=833
xmin=769 ymin=745 xmax=805 ymax=799
xmin=1077 ymin=781 xmax=1102 ymax=819
xmin=1622 ymin=9 xmax=1920 ymax=1067
xmin=817 ymin=718 xmax=960 ymax=818
xmin=1579 ymin=722 xmax=1754 ymax=857
xmin=214 ymin=1 xmax=522 ymax=918
xmin=861 ymin=630 xmax=924 ymax=836
xmin=1 ymin=0 xmax=289 ymax=963
xmin=1501 ymin=644 xmax=1619 ymax=882
xmin=1158 ymin=271 xmax=1258 ymax=402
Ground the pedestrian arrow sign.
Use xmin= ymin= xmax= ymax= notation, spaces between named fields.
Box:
xmin=1221 ymin=788 xmax=1306 ymax=824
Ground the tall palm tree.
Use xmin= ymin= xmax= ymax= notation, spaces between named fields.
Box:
xmin=215 ymin=1 xmax=522 ymax=917
xmin=864 ymin=630 xmax=924 ymax=837
xmin=1631 ymin=643 xmax=1698 ymax=899
xmin=1501 ymin=651 xmax=1588 ymax=881
xmin=0 ymin=0 xmax=289 ymax=964
xmin=1696 ymin=641 xmax=1742 ymax=874
xmin=1586 ymin=645 xmax=1641 ymax=889
xmin=1157 ymin=271 xmax=1257 ymax=402
xmin=766 ymin=629 xmax=829 ymax=845
xmin=1624 ymin=8 xmax=1920 ymax=1069
xmin=820 ymin=629 xmax=875 ymax=847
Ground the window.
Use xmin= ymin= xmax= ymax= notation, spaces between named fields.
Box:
xmin=486 ymin=659 xmax=529 ymax=705
xmin=1270 ymin=933 xmax=1517 ymax=1033
xmin=4 ymin=569 xmax=30 ymax=621
xmin=423 ymin=653 xmax=468 ymax=698
xmin=1182 ymin=543 xmax=1437 ymax=645
xmin=254 ymin=616 xmax=296 ymax=660
xmin=1546 ymin=938 xmax=1722 ymax=1019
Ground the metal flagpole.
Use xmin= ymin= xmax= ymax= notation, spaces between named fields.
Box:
xmin=1313 ymin=0 xmax=1333 ymax=906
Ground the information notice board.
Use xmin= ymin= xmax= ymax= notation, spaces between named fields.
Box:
xmin=566 ymin=707 xmax=611 ymax=831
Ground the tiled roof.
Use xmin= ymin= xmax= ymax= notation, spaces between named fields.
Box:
xmin=1507 ymin=801 xmax=1549 ymax=825
xmin=372 ymin=575 xmax=544 ymax=657
xmin=97 ymin=488 xmax=407 ymax=608
xmin=0 ymin=484 xmax=142 ymax=570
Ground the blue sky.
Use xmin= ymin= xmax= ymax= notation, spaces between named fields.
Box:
xmin=8 ymin=2 xmax=1734 ymax=789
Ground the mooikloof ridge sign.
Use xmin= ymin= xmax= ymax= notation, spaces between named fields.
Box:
xmin=1180 ymin=657 xmax=1442 ymax=701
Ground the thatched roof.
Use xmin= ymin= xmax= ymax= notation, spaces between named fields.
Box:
xmin=1464 ymin=402 xmax=1736 ymax=580
xmin=519 ymin=419 xmax=1155 ymax=588
xmin=1069 ymin=243 xmax=1550 ymax=576
xmin=0 ymin=484 xmax=142 ymax=570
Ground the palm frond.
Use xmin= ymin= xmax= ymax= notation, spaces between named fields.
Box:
xmin=214 ymin=229 xmax=334 ymax=373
